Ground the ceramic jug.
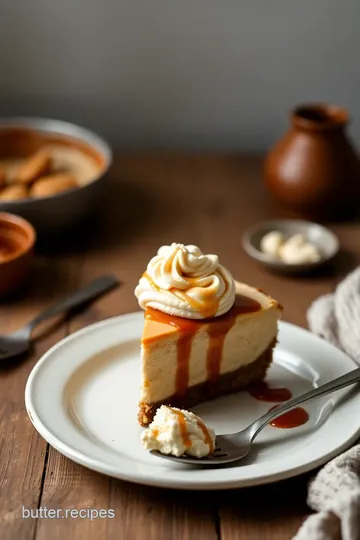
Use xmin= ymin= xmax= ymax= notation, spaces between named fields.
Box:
xmin=264 ymin=104 xmax=360 ymax=219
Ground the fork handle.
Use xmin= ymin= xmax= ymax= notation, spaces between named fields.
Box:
xmin=247 ymin=366 xmax=360 ymax=441
xmin=27 ymin=275 xmax=120 ymax=331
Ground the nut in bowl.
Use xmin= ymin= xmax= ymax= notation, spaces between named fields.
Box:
xmin=0 ymin=212 xmax=36 ymax=296
xmin=242 ymin=220 xmax=339 ymax=274
xmin=0 ymin=118 xmax=112 ymax=236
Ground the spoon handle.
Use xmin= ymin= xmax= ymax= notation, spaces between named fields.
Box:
xmin=27 ymin=275 xmax=120 ymax=331
xmin=247 ymin=366 xmax=360 ymax=441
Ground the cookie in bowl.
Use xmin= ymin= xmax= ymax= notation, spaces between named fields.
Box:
xmin=30 ymin=173 xmax=78 ymax=198
xmin=0 ymin=185 xmax=28 ymax=201
xmin=15 ymin=149 xmax=52 ymax=185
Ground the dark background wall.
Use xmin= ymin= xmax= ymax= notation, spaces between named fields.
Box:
xmin=0 ymin=0 xmax=359 ymax=150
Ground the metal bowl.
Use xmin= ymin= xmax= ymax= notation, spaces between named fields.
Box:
xmin=0 ymin=117 xmax=112 ymax=236
xmin=242 ymin=219 xmax=339 ymax=274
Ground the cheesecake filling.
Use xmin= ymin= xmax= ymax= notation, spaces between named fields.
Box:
xmin=141 ymin=405 xmax=215 ymax=458
xmin=135 ymin=243 xmax=235 ymax=319
xmin=135 ymin=244 xmax=280 ymax=422
xmin=140 ymin=305 xmax=276 ymax=404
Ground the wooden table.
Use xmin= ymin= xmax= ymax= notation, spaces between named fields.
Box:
xmin=1 ymin=154 xmax=360 ymax=540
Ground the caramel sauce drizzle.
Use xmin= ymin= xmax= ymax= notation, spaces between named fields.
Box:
xmin=206 ymin=317 xmax=237 ymax=395
xmin=142 ymin=271 xmax=219 ymax=318
xmin=205 ymin=295 xmax=261 ymax=394
xmin=143 ymin=272 xmax=161 ymax=292
xmin=176 ymin=333 xmax=192 ymax=397
xmin=170 ymin=288 xmax=219 ymax=319
xmin=170 ymin=408 xmax=192 ymax=448
xmin=169 ymin=408 xmax=214 ymax=453
xmin=145 ymin=294 xmax=261 ymax=399
xmin=196 ymin=419 xmax=214 ymax=453
xmin=145 ymin=308 xmax=199 ymax=397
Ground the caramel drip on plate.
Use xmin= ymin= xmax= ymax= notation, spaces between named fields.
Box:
xmin=145 ymin=294 xmax=261 ymax=399
xmin=248 ymin=381 xmax=292 ymax=402
xmin=196 ymin=419 xmax=214 ymax=454
xmin=170 ymin=408 xmax=192 ymax=448
xmin=269 ymin=406 xmax=309 ymax=429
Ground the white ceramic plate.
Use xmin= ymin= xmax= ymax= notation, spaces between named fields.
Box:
xmin=25 ymin=313 xmax=360 ymax=490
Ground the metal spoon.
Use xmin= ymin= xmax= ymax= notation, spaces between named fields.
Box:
xmin=151 ymin=366 xmax=360 ymax=466
xmin=0 ymin=275 xmax=119 ymax=361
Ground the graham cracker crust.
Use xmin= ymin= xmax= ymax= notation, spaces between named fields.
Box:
xmin=138 ymin=339 xmax=276 ymax=426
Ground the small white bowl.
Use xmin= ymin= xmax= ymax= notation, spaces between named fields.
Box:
xmin=242 ymin=219 xmax=339 ymax=274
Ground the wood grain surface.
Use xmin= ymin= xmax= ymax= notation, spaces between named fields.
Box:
xmin=1 ymin=153 xmax=359 ymax=540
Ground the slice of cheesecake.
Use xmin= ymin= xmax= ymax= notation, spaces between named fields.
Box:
xmin=138 ymin=280 xmax=282 ymax=426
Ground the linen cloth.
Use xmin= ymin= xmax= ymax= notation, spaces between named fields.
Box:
xmin=293 ymin=267 xmax=360 ymax=540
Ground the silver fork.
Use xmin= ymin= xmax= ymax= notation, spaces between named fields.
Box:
xmin=0 ymin=275 xmax=119 ymax=361
xmin=151 ymin=366 xmax=360 ymax=466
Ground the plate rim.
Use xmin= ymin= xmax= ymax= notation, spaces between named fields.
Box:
xmin=25 ymin=313 xmax=360 ymax=490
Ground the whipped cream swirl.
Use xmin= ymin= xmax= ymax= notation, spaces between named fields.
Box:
xmin=135 ymin=243 xmax=235 ymax=319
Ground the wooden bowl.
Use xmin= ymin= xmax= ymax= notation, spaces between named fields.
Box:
xmin=0 ymin=212 xmax=36 ymax=296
